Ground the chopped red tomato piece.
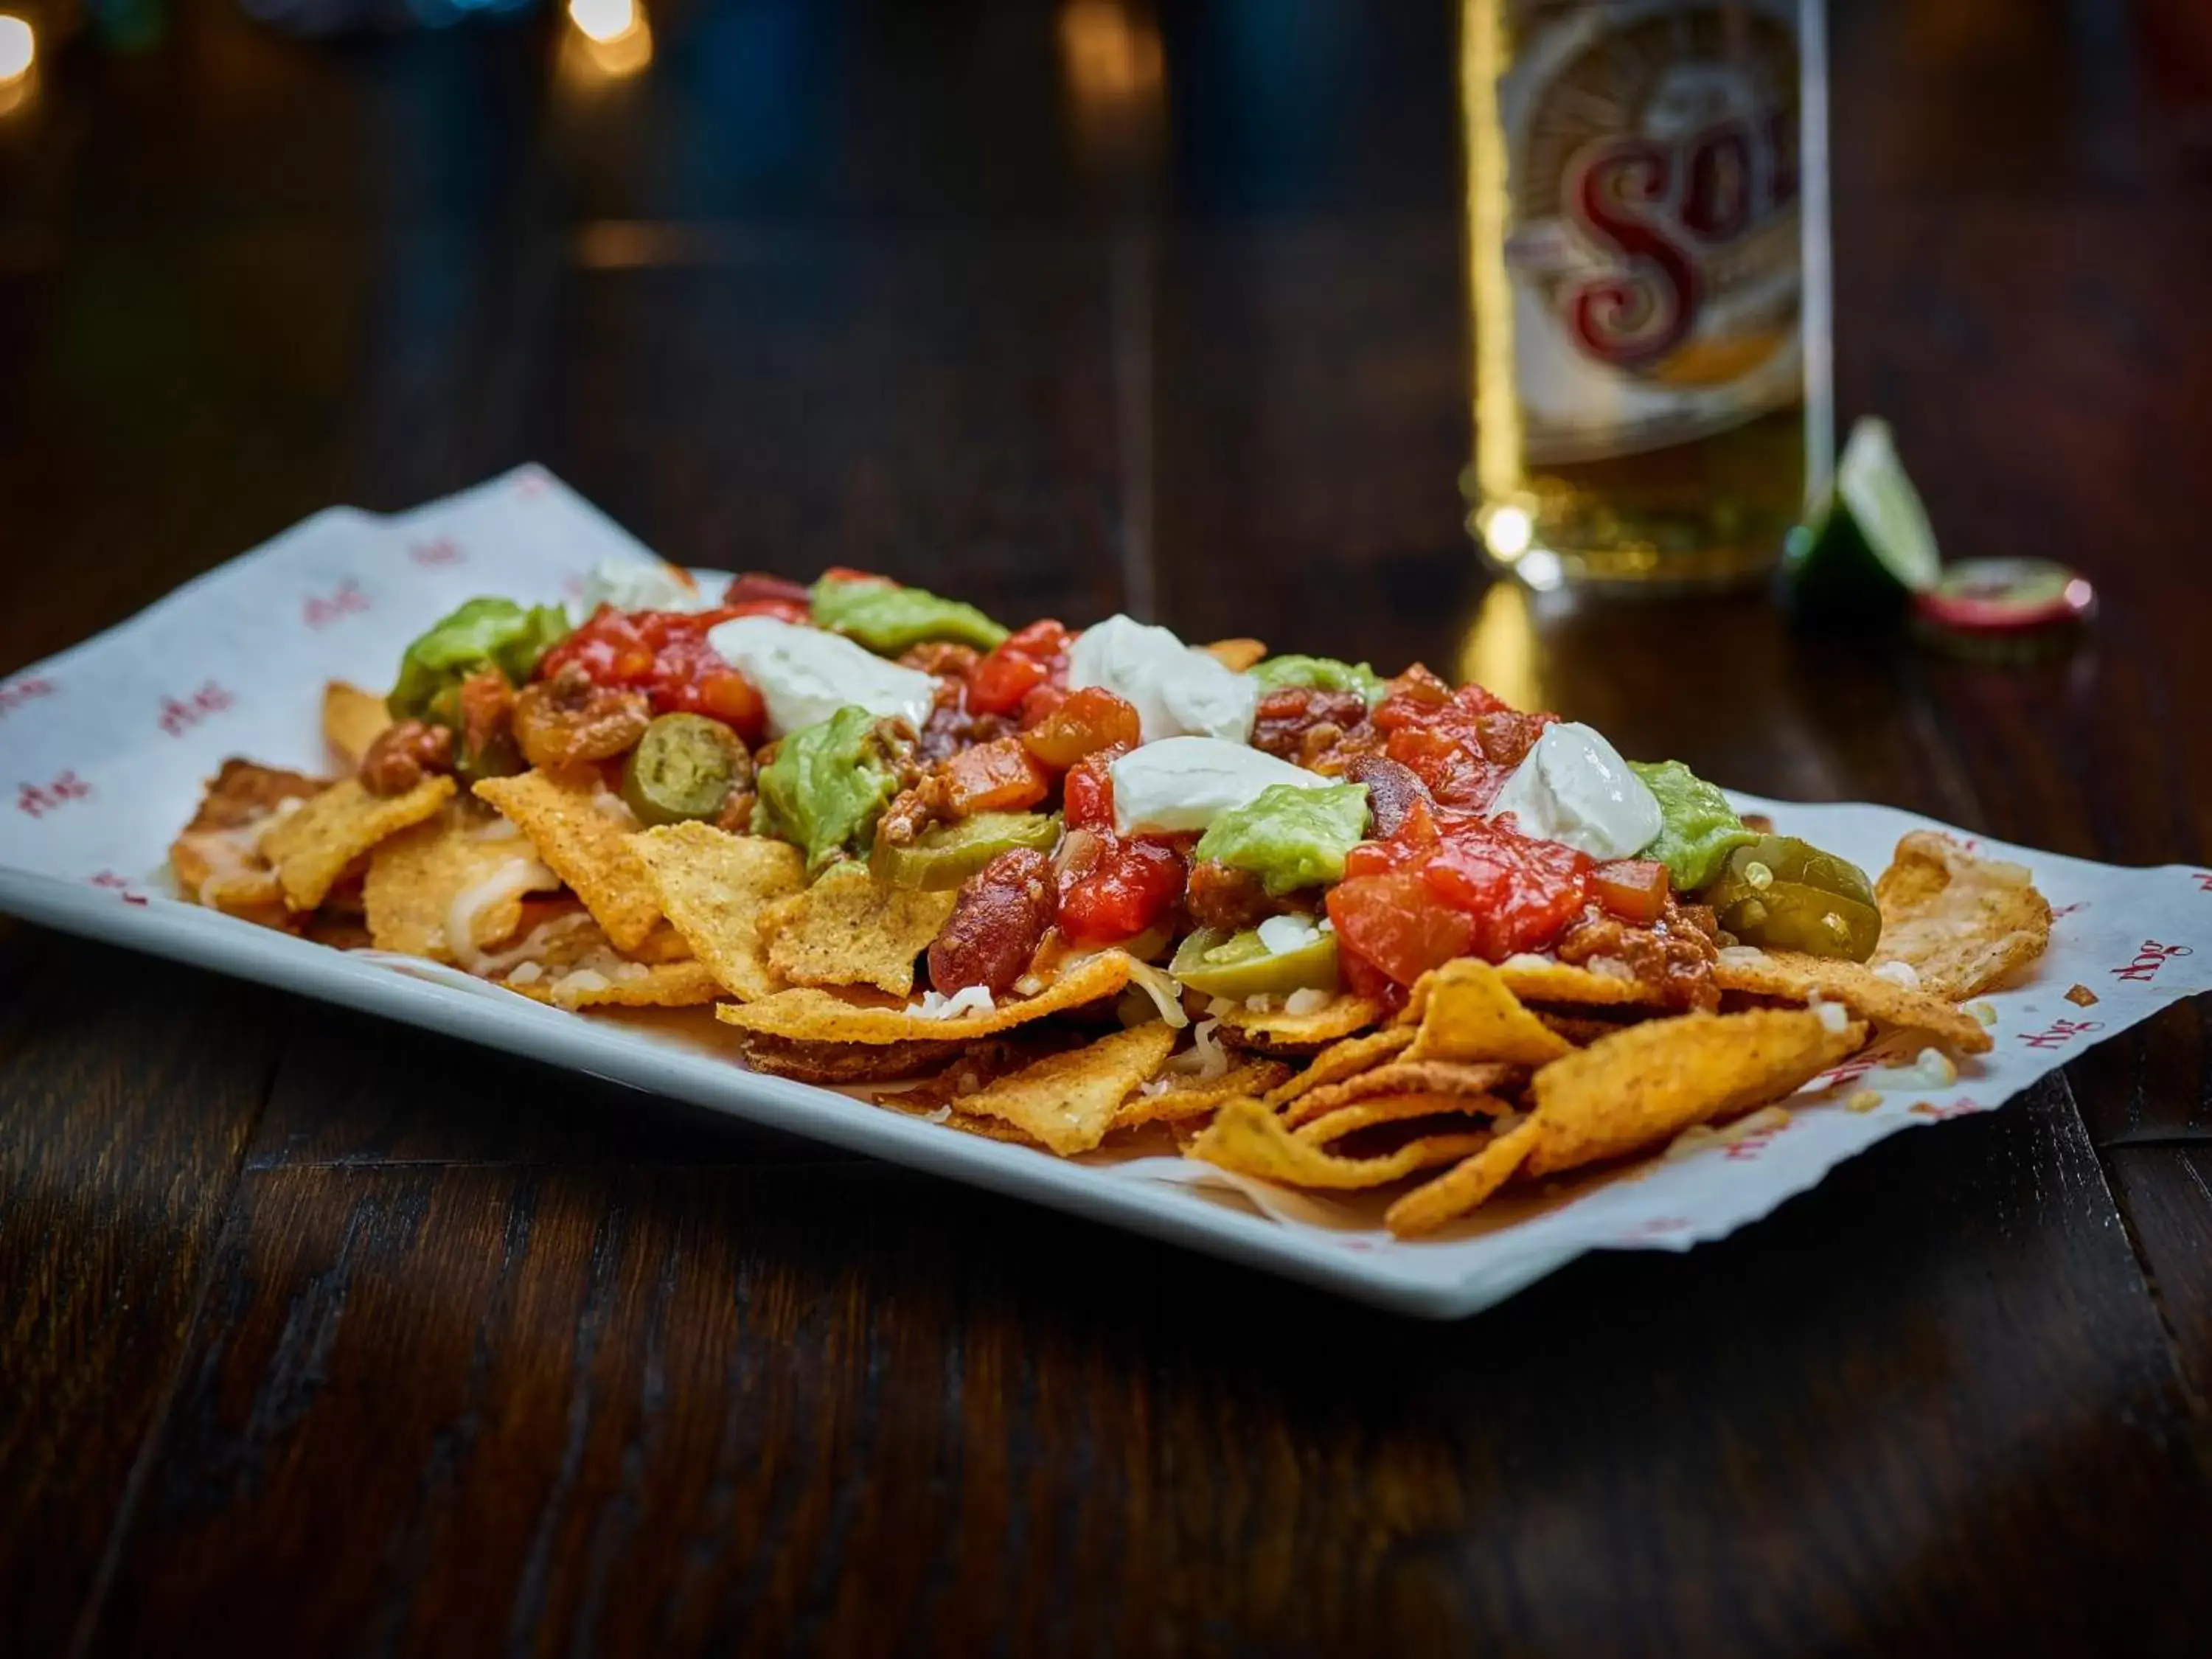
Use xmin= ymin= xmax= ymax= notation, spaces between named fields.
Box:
xmin=538 ymin=606 xmax=767 ymax=742
xmin=1057 ymin=835 xmax=1185 ymax=945
xmin=1020 ymin=687 xmax=1141 ymax=770
xmin=1418 ymin=821 xmax=1591 ymax=961
xmin=943 ymin=738 xmax=1052 ymax=815
xmin=1590 ymin=858 xmax=1669 ymax=925
xmin=967 ymin=620 xmax=1071 ymax=716
xmin=1060 ymin=748 xmax=1124 ymax=832
xmin=1326 ymin=872 xmax=1478 ymax=987
xmin=719 ymin=572 xmax=813 ymax=623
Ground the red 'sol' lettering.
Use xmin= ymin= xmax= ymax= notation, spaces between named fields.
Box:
xmin=410 ymin=538 xmax=464 ymax=568
xmin=15 ymin=771 xmax=91 ymax=819
xmin=2111 ymin=939 xmax=2193 ymax=984
xmin=0 ymin=677 xmax=58 ymax=720
xmin=305 ymin=579 xmax=369 ymax=629
xmin=91 ymin=870 xmax=149 ymax=906
xmin=2020 ymin=1018 xmax=2103 ymax=1051
xmin=158 ymin=681 xmax=234 ymax=737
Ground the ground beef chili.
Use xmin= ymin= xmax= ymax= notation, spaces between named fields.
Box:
xmin=928 ymin=846 xmax=1059 ymax=995
xmin=1251 ymin=686 xmax=1369 ymax=765
xmin=1554 ymin=895 xmax=1722 ymax=1012
xmin=1183 ymin=860 xmax=1293 ymax=933
xmin=359 ymin=719 xmax=453 ymax=796
xmin=535 ymin=605 xmax=768 ymax=743
xmin=1339 ymin=754 xmax=1433 ymax=838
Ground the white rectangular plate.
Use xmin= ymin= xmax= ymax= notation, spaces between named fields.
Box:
xmin=5 ymin=470 xmax=2209 ymax=1318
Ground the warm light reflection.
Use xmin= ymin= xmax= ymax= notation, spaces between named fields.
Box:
xmin=560 ymin=0 xmax=653 ymax=84
xmin=0 ymin=15 xmax=34 ymax=84
xmin=1457 ymin=581 xmax=1548 ymax=712
xmin=1060 ymin=0 xmax=1164 ymax=106
xmin=1481 ymin=503 xmax=1533 ymax=560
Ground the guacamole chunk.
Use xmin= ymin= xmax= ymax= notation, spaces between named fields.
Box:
xmin=1627 ymin=759 xmax=1759 ymax=892
xmin=1247 ymin=655 xmax=1386 ymax=706
xmin=751 ymin=705 xmax=904 ymax=873
xmin=386 ymin=597 xmax=569 ymax=723
xmin=1193 ymin=781 xmax=1370 ymax=895
xmin=810 ymin=577 xmax=1009 ymax=655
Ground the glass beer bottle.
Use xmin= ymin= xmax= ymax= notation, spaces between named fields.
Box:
xmin=1461 ymin=0 xmax=1832 ymax=590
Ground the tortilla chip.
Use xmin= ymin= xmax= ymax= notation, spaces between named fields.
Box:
xmin=323 ymin=680 xmax=392 ymax=767
xmin=261 ymin=774 xmax=455 ymax=912
xmin=1874 ymin=831 xmax=2053 ymax=998
xmin=1295 ymin=1092 xmax=1509 ymax=1147
xmin=716 ymin=950 xmax=1138 ymax=1045
xmin=170 ymin=759 xmax=328 ymax=922
xmin=1280 ymin=1059 xmax=1523 ymax=1129
xmin=1190 ymin=1097 xmax=1495 ymax=1190
xmin=1214 ymin=995 xmax=1384 ymax=1051
xmin=475 ymin=768 xmax=661 ymax=953
xmin=1714 ymin=947 xmax=1991 ymax=1054
xmin=953 ymin=1022 xmax=1178 ymax=1154
xmin=627 ymin=921 xmax=698 ymax=965
xmin=1262 ymin=1026 xmax=1416 ymax=1107
xmin=505 ymin=958 xmax=724 ymax=1011
xmin=1494 ymin=955 xmax=1660 ymax=1006
xmin=759 ymin=863 xmax=956 ymax=996
xmin=1523 ymin=1008 xmax=1865 ymax=1178
xmin=1113 ymin=1058 xmax=1295 ymax=1130
xmin=1402 ymin=959 xmax=1573 ymax=1066
xmin=1385 ymin=1117 xmax=1541 ymax=1237
xmin=741 ymin=1032 xmax=967 ymax=1085
xmin=633 ymin=823 xmax=804 ymax=1001
xmin=1201 ymin=637 xmax=1268 ymax=671
xmin=363 ymin=805 xmax=560 ymax=963
xmin=876 ymin=1095 xmax=1045 ymax=1146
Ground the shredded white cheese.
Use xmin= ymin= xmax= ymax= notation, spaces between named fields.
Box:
xmin=446 ymin=856 xmax=560 ymax=973
xmin=1911 ymin=1046 xmax=1958 ymax=1088
xmin=590 ymin=790 xmax=640 ymax=827
xmin=1717 ymin=945 xmax=1766 ymax=967
xmin=913 ymin=985 xmax=996 ymax=1021
xmin=1164 ymin=1017 xmax=1230 ymax=1080
xmin=1283 ymin=987 xmax=1332 ymax=1016
xmin=550 ymin=967 xmax=612 ymax=1009
xmin=506 ymin=961 xmax=544 ymax=987
xmin=1123 ymin=959 xmax=1192 ymax=1029
xmin=1587 ymin=955 xmax=1635 ymax=982
xmin=1871 ymin=959 xmax=1921 ymax=989
xmin=1255 ymin=914 xmax=1322 ymax=956
xmin=1814 ymin=999 xmax=1849 ymax=1034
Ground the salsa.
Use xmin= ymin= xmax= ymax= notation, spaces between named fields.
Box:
xmin=1054 ymin=748 xmax=1186 ymax=945
xmin=537 ymin=606 xmax=768 ymax=742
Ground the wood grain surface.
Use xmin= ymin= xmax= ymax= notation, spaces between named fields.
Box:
xmin=4 ymin=1 xmax=2211 ymax=1653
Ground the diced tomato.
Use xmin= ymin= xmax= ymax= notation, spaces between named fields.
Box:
xmin=538 ymin=605 xmax=768 ymax=742
xmin=1020 ymin=686 xmax=1141 ymax=770
xmin=967 ymin=620 xmax=1071 ymax=716
xmin=1016 ymin=683 xmax=1069 ymax=727
xmin=820 ymin=566 xmax=894 ymax=588
xmin=1060 ymin=748 xmax=1124 ymax=832
xmin=1385 ymin=726 xmax=1507 ymax=811
xmin=1057 ymin=836 xmax=1185 ymax=945
xmin=1590 ymin=858 xmax=1669 ymax=925
xmin=1326 ymin=872 xmax=1478 ymax=987
xmin=943 ymin=738 xmax=1052 ymax=815
xmin=1419 ymin=822 xmax=1590 ymax=960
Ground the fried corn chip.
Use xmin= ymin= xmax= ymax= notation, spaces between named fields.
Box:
xmin=1494 ymin=955 xmax=1661 ymax=1006
xmin=473 ymin=768 xmax=661 ymax=953
xmin=1113 ymin=1058 xmax=1295 ymax=1130
xmin=633 ymin=822 xmax=805 ymax=1001
xmin=1201 ymin=637 xmax=1268 ymax=671
xmin=170 ymin=759 xmax=327 ymax=922
xmin=505 ymin=958 xmax=724 ymax=1011
xmin=715 ymin=950 xmax=1137 ymax=1044
xmin=322 ymin=680 xmax=392 ymax=767
xmin=1294 ymin=1091 xmax=1509 ymax=1147
xmin=262 ymin=774 xmax=455 ymax=912
xmin=759 ymin=863 xmax=957 ymax=996
xmin=1280 ymin=1060 xmax=1523 ymax=1129
xmin=1262 ymin=1026 xmax=1415 ymax=1107
xmin=876 ymin=1096 xmax=1044 ymax=1146
xmin=1714 ymin=947 xmax=1991 ymax=1054
xmin=1402 ymin=959 xmax=1573 ymax=1066
xmin=1214 ymin=995 xmax=1385 ymax=1050
xmin=1385 ymin=1117 xmax=1541 ymax=1237
xmin=1191 ymin=1097 xmax=1495 ymax=1190
xmin=364 ymin=806 xmax=560 ymax=964
xmin=1874 ymin=831 xmax=2053 ymax=998
xmin=740 ymin=1031 xmax=967 ymax=1085
xmin=1523 ymin=1007 xmax=1865 ymax=1178
xmin=954 ymin=1021 xmax=1178 ymax=1154
xmin=627 ymin=921 xmax=698 ymax=965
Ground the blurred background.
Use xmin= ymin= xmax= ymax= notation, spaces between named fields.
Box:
xmin=3 ymin=0 xmax=2211 ymax=753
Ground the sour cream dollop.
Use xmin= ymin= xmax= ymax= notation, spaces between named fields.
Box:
xmin=1066 ymin=615 xmax=1258 ymax=744
xmin=1486 ymin=721 xmax=1663 ymax=860
xmin=1108 ymin=737 xmax=1337 ymax=836
xmin=573 ymin=557 xmax=717 ymax=619
xmin=704 ymin=614 xmax=937 ymax=738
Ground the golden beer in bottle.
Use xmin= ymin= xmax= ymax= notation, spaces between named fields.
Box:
xmin=1461 ymin=0 xmax=1830 ymax=589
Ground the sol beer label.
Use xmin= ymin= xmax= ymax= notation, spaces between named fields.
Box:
xmin=1495 ymin=0 xmax=1805 ymax=465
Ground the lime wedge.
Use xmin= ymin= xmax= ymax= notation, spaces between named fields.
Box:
xmin=1783 ymin=418 xmax=1941 ymax=621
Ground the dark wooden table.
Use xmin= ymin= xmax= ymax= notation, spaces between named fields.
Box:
xmin=6 ymin=1 xmax=2212 ymax=1652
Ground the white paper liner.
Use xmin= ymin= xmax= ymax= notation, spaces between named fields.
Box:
xmin=4 ymin=467 xmax=2208 ymax=1316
